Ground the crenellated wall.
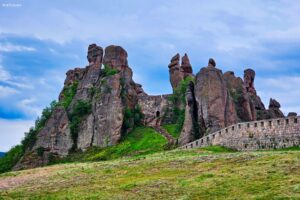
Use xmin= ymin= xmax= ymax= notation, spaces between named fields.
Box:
xmin=180 ymin=116 xmax=300 ymax=151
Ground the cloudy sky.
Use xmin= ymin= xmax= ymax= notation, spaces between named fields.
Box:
xmin=0 ymin=0 xmax=300 ymax=151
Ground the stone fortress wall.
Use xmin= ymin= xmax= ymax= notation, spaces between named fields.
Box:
xmin=180 ymin=116 xmax=300 ymax=151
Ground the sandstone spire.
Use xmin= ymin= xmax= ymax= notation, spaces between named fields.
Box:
xmin=87 ymin=44 xmax=103 ymax=67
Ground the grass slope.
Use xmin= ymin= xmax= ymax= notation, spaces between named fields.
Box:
xmin=162 ymin=124 xmax=181 ymax=138
xmin=1 ymin=147 xmax=300 ymax=199
xmin=51 ymin=126 xmax=168 ymax=164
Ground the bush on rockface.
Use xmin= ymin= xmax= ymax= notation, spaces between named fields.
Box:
xmin=102 ymin=64 xmax=119 ymax=77
xmin=68 ymin=100 xmax=92 ymax=152
xmin=122 ymin=105 xmax=144 ymax=133
xmin=60 ymin=81 xmax=78 ymax=109
xmin=168 ymin=76 xmax=195 ymax=133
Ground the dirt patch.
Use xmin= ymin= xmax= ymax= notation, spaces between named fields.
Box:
xmin=0 ymin=165 xmax=63 ymax=191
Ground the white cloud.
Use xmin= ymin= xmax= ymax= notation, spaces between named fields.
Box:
xmin=17 ymin=98 xmax=42 ymax=117
xmin=0 ymin=85 xmax=18 ymax=97
xmin=0 ymin=43 xmax=36 ymax=52
xmin=256 ymin=76 xmax=300 ymax=115
xmin=0 ymin=119 xmax=34 ymax=152
xmin=0 ymin=65 xmax=11 ymax=81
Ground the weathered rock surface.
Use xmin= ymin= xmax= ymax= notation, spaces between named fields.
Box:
xmin=87 ymin=44 xmax=103 ymax=67
xmin=103 ymin=45 xmax=128 ymax=70
xmin=194 ymin=59 xmax=238 ymax=135
xmin=181 ymin=54 xmax=193 ymax=76
xmin=267 ymin=98 xmax=284 ymax=119
xmin=179 ymin=82 xmax=199 ymax=145
xmin=244 ymin=68 xmax=266 ymax=114
xmin=168 ymin=53 xmax=194 ymax=90
xmin=138 ymin=94 xmax=173 ymax=126
xmin=223 ymin=71 xmax=255 ymax=122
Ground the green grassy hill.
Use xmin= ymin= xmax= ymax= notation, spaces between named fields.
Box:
xmin=1 ymin=147 xmax=300 ymax=199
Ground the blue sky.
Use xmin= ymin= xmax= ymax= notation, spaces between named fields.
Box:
xmin=0 ymin=0 xmax=300 ymax=151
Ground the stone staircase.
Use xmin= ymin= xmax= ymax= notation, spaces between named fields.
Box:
xmin=151 ymin=125 xmax=176 ymax=145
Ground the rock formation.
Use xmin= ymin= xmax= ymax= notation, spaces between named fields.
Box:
xmin=87 ymin=44 xmax=103 ymax=67
xmin=179 ymin=82 xmax=199 ymax=145
xmin=267 ymin=98 xmax=284 ymax=118
xmin=168 ymin=53 xmax=193 ymax=90
xmin=13 ymin=44 xmax=290 ymax=170
xmin=194 ymin=59 xmax=238 ymax=135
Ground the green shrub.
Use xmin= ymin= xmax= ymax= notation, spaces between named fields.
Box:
xmin=68 ymin=100 xmax=92 ymax=151
xmin=102 ymin=64 xmax=119 ymax=77
xmin=168 ymin=77 xmax=195 ymax=133
xmin=122 ymin=105 xmax=144 ymax=134
xmin=162 ymin=124 xmax=181 ymax=138
xmin=0 ymin=145 xmax=23 ymax=173
xmin=60 ymin=81 xmax=78 ymax=109
xmin=36 ymin=147 xmax=45 ymax=157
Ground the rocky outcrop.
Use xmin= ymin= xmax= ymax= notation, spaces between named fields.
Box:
xmin=244 ymin=68 xmax=265 ymax=113
xmin=288 ymin=112 xmax=297 ymax=117
xmin=181 ymin=54 xmax=193 ymax=76
xmin=168 ymin=53 xmax=183 ymax=89
xmin=15 ymin=44 xmax=140 ymax=169
xmin=179 ymin=82 xmax=200 ymax=145
xmin=13 ymin=44 xmax=292 ymax=170
xmin=103 ymin=45 xmax=128 ymax=70
xmin=168 ymin=53 xmax=193 ymax=90
xmin=267 ymin=98 xmax=285 ymax=119
xmin=87 ymin=44 xmax=103 ymax=67
xmin=194 ymin=59 xmax=238 ymax=135
xmin=223 ymin=71 xmax=255 ymax=122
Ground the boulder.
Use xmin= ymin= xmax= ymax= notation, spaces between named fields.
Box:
xmin=269 ymin=98 xmax=281 ymax=109
xmin=103 ymin=45 xmax=128 ymax=70
xmin=288 ymin=112 xmax=297 ymax=117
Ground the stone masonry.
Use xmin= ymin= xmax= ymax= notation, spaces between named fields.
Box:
xmin=180 ymin=116 xmax=300 ymax=151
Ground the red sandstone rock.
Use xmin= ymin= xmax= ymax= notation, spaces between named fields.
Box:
xmin=87 ymin=44 xmax=103 ymax=67
xmin=103 ymin=45 xmax=128 ymax=70
xmin=181 ymin=53 xmax=193 ymax=75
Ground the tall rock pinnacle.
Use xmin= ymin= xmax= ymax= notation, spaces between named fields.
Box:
xmin=87 ymin=44 xmax=103 ymax=67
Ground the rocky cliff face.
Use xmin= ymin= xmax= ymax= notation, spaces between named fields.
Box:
xmin=13 ymin=44 xmax=288 ymax=170
xmin=194 ymin=59 xmax=238 ymax=135
xmin=15 ymin=44 xmax=140 ymax=170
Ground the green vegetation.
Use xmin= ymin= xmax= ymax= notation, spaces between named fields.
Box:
xmin=162 ymin=124 xmax=181 ymax=138
xmin=1 ymin=149 xmax=300 ymax=199
xmin=199 ymin=145 xmax=237 ymax=153
xmin=68 ymin=100 xmax=92 ymax=151
xmin=168 ymin=76 xmax=195 ymax=133
xmin=122 ymin=106 xmax=144 ymax=134
xmin=0 ymin=145 xmax=23 ymax=174
xmin=51 ymin=126 xmax=167 ymax=164
xmin=230 ymin=86 xmax=246 ymax=120
xmin=0 ymin=101 xmax=58 ymax=173
xmin=59 ymin=81 xmax=78 ymax=109
xmin=102 ymin=64 xmax=119 ymax=77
